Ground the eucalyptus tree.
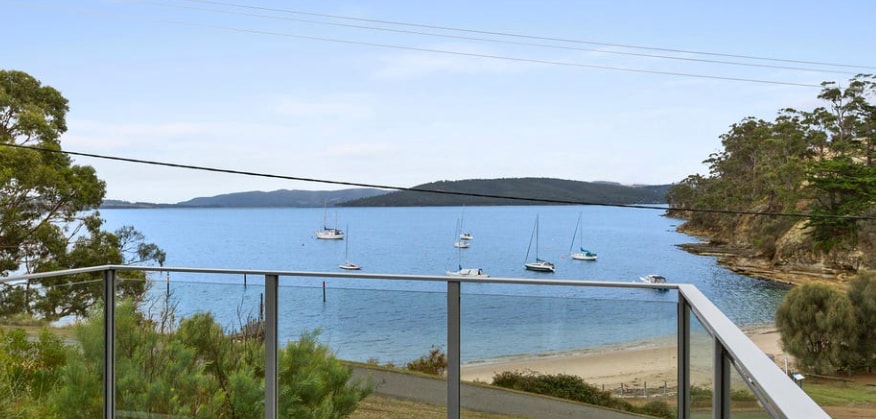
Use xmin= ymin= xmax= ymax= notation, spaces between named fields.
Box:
xmin=804 ymin=75 xmax=876 ymax=251
xmin=0 ymin=69 xmax=164 ymax=320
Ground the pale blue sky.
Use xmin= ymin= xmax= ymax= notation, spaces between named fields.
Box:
xmin=3 ymin=0 xmax=874 ymax=203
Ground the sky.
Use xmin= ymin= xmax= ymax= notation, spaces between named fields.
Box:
xmin=3 ymin=0 xmax=875 ymax=204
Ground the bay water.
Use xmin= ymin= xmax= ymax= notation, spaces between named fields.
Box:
xmin=99 ymin=205 xmax=788 ymax=364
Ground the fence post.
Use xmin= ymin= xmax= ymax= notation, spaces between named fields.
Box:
xmin=678 ymin=294 xmax=691 ymax=419
xmin=714 ymin=336 xmax=731 ymax=418
xmin=103 ymin=269 xmax=116 ymax=419
xmin=447 ymin=280 xmax=461 ymax=418
xmin=265 ymin=274 xmax=279 ymax=419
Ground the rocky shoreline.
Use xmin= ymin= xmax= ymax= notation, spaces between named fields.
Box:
xmin=677 ymin=241 xmax=850 ymax=288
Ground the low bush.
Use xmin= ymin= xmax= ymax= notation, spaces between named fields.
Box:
xmin=405 ymin=346 xmax=447 ymax=376
xmin=491 ymin=370 xmax=673 ymax=418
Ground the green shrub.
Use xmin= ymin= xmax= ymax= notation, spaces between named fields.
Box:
xmin=405 ymin=346 xmax=447 ymax=376
xmin=1 ymin=300 xmax=371 ymax=418
xmin=491 ymin=370 xmax=675 ymax=418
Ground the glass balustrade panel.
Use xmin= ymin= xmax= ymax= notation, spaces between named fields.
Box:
xmin=460 ymin=283 xmax=678 ymax=418
xmin=277 ymin=276 xmax=449 ymax=418
xmin=114 ymin=272 xmax=264 ymax=418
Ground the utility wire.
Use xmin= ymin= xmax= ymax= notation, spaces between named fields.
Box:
xmin=5 ymin=143 xmax=875 ymax=221
xmin=178 ymin=0 xmax=876 ymax=72
xmin=148 ymin=0 xmax=859 ymax=76
xmin=4 ymin=1 xmax=824 ymax=87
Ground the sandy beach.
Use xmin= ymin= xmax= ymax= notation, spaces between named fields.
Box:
xmin=461 ymin=325 xmax=789 ymax=390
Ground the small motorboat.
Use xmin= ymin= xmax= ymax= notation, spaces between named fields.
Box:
xmin=446 ymin=267 xmax=489 ymax=278
xmin=640 ymin=274 xmax=668 ymax=291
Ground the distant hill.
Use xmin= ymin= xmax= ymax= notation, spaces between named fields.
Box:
xmin=101 ymin=179 xmax=671 ymax=208
xmin=102 ymin=188 xmax=388 ymax=208
xmin=342 ymin=178 xmax=672 ymax=207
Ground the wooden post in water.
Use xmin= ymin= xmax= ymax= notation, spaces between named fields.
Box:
xmin=322 ymin=281 xmax=326 ymax=302
xmin=244 ymin=273 xmax=247 ymax=289
xmin=644 ymin=381 xmax=647 ymax=398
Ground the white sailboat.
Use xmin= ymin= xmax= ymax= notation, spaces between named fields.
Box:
xmin=315 ymin=201 xmax=344 ymax=240
xmin=569 ymin=212 xmax=598 ymax=261
xmin=452 ymin=217 xmax=470 ymax=249
xmin=524 ymin=215 xmax=555 ymax=273
xmin=447 ymin=234 xmax=487 ymax=278
xmin=338 ymin=224 xmax=360 ymax=270
xmin=458 ymin=206 xmax=473 ymax=240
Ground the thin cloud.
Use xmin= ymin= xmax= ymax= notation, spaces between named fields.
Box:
xmin=325 ymin=142 xmax=393 ymax=157
xmin=273 ymin=96 xmax=376 ymax=120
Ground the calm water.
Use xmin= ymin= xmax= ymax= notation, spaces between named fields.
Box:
xmin=100 ymin=205 xmax=788 ymax=364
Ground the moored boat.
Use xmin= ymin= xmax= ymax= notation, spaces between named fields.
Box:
xmin=640 ymin=274 xmax=668 ymax=291
xmin=316 ymin=202 xmax=344 ymax=240
xmin=524 ymin=259 xmax=555 ymax=272
xmin=446 ymin=267 xmax=489 ymax=278
xmin=524 ymin=215 xmax=555 ymax=273
xmin=569 ymin=212 xmax=597 ymax=261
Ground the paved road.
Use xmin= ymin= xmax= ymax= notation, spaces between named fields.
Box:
xmin=351 ymin=366 xmax=649 ymax=419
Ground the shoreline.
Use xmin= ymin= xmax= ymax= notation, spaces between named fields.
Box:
xmin=461 ymin=324 xmax=788 ymax=388
xmin=673 ymin=225 xmax=853 ymax=288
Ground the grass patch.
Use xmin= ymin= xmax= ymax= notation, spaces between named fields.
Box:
xmin=804 ymin=381 xmax=876 ymax=407
xmin=0 ymin=321 xmax=77 ymax=341
xmin=349 ymin=394 xmax=527 ymax=419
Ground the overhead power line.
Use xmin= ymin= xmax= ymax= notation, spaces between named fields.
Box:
xmin=150 ymin=0 xmax=860 ymax=76
xmin=4 ymin=143 xmax=875 ymax=221
xmin=5 ymin=1 xmax=830 ymax=87
xmin=179 ymin=0 xmax=876 ymax=72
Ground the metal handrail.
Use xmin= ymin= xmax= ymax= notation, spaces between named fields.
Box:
xmin=1 ymin=265 xmax=829 ymax=418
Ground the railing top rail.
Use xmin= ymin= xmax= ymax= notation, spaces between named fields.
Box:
xmin=1 ymin=264 xmax=681 ymax=290
xmin=678 ymin=284 xmax=829 ymax=419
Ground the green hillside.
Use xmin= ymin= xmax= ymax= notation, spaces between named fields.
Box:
xmin=342 ymin=178 xmax=671 ymax=207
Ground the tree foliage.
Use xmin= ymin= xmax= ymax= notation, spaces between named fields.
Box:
xmin=847 ymin=272 xmax=876 ymax=369
xmin=0 ymin=69 xmax=165 ymax=320
xmin=1 ymin=300 xmax=372 ymax=418
xmin=667 ymin=74 xmax=876 ymax=262
xmin=776 ymin=284 xmax=857 ymax=374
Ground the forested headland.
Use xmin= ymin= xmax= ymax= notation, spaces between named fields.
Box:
xmin=343 ymin=178 xmax=671 ymax=207
xmin=667 ymin=75 xmax=876 ymax=287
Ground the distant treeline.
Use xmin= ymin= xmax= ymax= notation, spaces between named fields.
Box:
xmin=101 ymin=178 xmax=671 ymax=209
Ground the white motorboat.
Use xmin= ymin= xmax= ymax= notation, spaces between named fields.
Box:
xmin=640 ymin=274 xmax=668 ymax=291
xmin=446 ymin=267 xmax=489 ymax=278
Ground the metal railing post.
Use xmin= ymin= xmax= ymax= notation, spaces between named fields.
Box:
xmin=265 ymin=274 xmax=279 ymax=419
xmin=677 ymin=295 xmax=690 ymax=419
xmin=714 ymin=338 xmax=730 ymax=419
xmin=103 ymin=269 xmax=116 ymax=419
xmin=447 ymin=280 xmax=461 ymax=419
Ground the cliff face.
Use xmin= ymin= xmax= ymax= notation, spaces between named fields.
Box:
xmin=677 ymin=217 xmax=864 ymax=288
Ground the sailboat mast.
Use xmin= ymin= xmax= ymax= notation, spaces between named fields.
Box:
xmin=524 ymin=215 xmax=537 ymax=263
xmin=535 ymin=215 xmax=540 ymax=260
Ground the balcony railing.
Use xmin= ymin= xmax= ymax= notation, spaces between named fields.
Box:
xmin=1 ymin=265 xmax=828 ymax=418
